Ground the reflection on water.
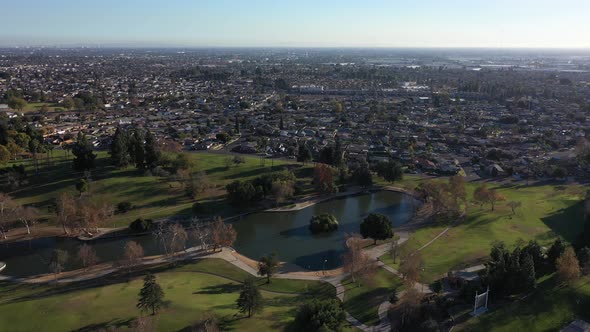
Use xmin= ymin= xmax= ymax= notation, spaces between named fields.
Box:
xmin=231 ymin=190 xmax=417 ymax=270
xmin=0 ymin=191 xmax=416 ymax=277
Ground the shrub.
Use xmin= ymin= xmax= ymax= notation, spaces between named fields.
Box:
xmin=129 ymin=218 xmax=154 ymax=233
xmin=117 ymin=201 xmax=133 ymax=214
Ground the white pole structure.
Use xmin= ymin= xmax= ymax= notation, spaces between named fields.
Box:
xmin=485 ymin=286 xmax=490 ymax=309
xmin=473 ymin=290 xmax=478 ymax=315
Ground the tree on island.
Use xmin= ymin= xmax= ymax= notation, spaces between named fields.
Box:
xmin=360 ymin=213 xmax=394 ymax=245
xmin=137 ymin=273 xmax=165 ymax=315
xmin=236 ymin=277 xmax=263 ymax=318
xmin=294 ymin=299 xmax=346 ymax=332
xmin=72 ymin=132 xmax=96 ymax=171
xmin=309 ymin=214 xmax=339 ymax=234
xmin=258 ymin=252 xmax=279 ymax=284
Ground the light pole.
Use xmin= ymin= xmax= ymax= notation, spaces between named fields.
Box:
xmin=323 ymin=259 xmax=328 ymax=275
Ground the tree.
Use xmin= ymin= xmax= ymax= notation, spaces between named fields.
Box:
xmin=121 ymin=241 xmax=144 ymax=272
xmin=487 ymin=189 xmax=506 ymax=211
xmin=0 ymin=145 xmax=9 ymax=165
xmin=342 ymin=234 xmax=376 ymax=285
xmin=144 ymin=129 xmax=161 ymax=169
xmin=399 ymin=251 xmax=424 ymax=285
xmin=271 ymin=180 xmax=294 ymax=206
xmin=77 ymin=244 xmax=98 ymax=270
xmin=360 ymin=213 xmax=393 ymax=244
xmin=0 ymin=193 xmax=16 ymax=239
xmin=448 ymin=175 xmax=467 ymax=211
xmin=15 ymin=205 xmax=38 ymax=235
xmin=376 ymin=160 xmax=403 ymax=183
xmin=137 ymin=273 xmax=165 ymax=315
xmin=309 ymin=214 xmax=339 ymax=234
xmin=72 ymin=132 xmax=96 ymax=171
xmin=352 ymin=162 xmax=373 ymax=187
xmin=556 ymin=247 xmax=581 ymax=284
xmin=49 ymin=249 xmax=68 ymax=280
xmin=473 ymin=184 xmax=490 ymax=208
xmin=7 ymin=97 xmax=27 ymax=112
xmin=164 ymin=223 xmax=188 ymax=256
xmin=210 ymin=217 xmax=237 ymax=252
xmin=56 ymin=192 xmax=76 ymax=234
xmin=507 ymin=201 xmax=522 ymax=215
xmin=236 ymin=277 xmax=263 ymax=318
xmin=129 ymin=128 xmax=146 ymax=169
xmin=520 ymin=253 xmax=536 ymax=290
xmin=398 ymin=284 xmax=424 ymax=327
xmin=258 ymin=253 xmax=279 ymax=284
xmin=294 ymin=299 xmax=346 ymax=332
xmin=577 ymin=247 xmax=590 ymax=274
xmin=313 ymin=163 xmax=337 ymax=194
xmin=389 ymin=287 xmax=399 ymax=304
xmin=110 ymin=126 xmax=130 ymax=167
xmin=75 ymin=179 xmax=89 ymax=197
xmin=63 ymin=97 xmax=75 ymax=110
xmin=297 ymin=142 xmax=312 ymax=164
xmin=548 ymin=238 xmax=566 ymax=267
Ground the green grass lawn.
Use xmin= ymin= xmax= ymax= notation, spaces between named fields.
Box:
xmin=343 ymin=268 xmax=404 ymax=326
xmin=4 ymin=151 xmax=309 ymax=227
xmin=458 ymin=274 xmax=590 ymax=331
xmin=381 ymin=180 xmax=587 ymax=283
xmin=0 ymin=258 xmax=348 ymax=332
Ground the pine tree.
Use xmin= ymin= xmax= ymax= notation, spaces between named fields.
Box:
xmin=297 ymin=143 xmax=312 ymax=164
xmin=129 ymin=128 xmax=146 ymax=169
xmin=520 ymin=253 xmax=536 ymax=291
xmin=235 ymin=116 xmax=240 ymax=133
xmin=72 ymin=132 xmax=96 ymax=171
xmin=137 ymin=273 xmax=165 ymax=315
xmin=236 ymin=277 xmax=263 ymax=318
xmin=144 ymin=129 xmax=161 ymax=170
xmin=110 ymin=126 xmax=130 ymax=167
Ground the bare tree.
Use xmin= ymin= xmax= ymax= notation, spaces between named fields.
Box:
xmin=556 ymin=247 xmax=581 ymax=284
xmin=56 ymin=192 xmax=76 ymax=235
xmin=507 ymin=201 xmax=522 ymax=215
xmin=0 ymin=193 xmax=16 ymax=239
xmin=121 ymin=241 xmax=144 ymax=273
xmin=190 ymin=218 xmax=212 ymax=250
xmin=342 ymin=234 xmax=376 ymax=286
xmin=165 ymin=223 xmax=188 ymax=256
xmin=15 ymin=205 xmax=39 ymax=235
xmin=399 ymin=251 xmax=424 ymax=286
xmin=78 ymin=244 xmax=98 ymax=270
xmin=210 ymin=217 xmax=237 ymax=252
xmin=271 ymin=180 xmax=294 ymax=206
xmin=398 ymin=283 xmax=424 ymax=327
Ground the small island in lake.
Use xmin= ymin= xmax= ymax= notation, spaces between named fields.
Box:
xmin=309 ymin=214 xmax=339 ymax=234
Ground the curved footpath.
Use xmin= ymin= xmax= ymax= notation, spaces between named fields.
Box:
xmin=0 ymin=189 xmax=446 ymax=332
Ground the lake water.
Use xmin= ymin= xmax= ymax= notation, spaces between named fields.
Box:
xmin=0 ymin=191 xmax=417 ymax=277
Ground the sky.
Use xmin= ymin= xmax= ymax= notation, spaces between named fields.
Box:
xmin=1 ymin=0 xmax=589 ymax=48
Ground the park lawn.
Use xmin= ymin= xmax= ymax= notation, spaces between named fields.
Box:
xmin=5 ymin=150 xmax=304 ymax=227
xmin=22 ymin=102 xmax=64 ymax=113
xmin=343 ymin=268 xmax=404 ymax=326
xmin=0 ymin=259 xmax=341 ymax=332
xmin=382 ymin=180 xmax=587 ymax=283
xmin=457 ymin=274 xmax=590 ymax=331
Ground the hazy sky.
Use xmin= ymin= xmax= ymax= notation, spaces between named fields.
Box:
xmin=1 ymin=0 xmax=589 ymax=48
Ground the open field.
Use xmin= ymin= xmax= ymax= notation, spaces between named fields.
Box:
xmin=0 ymin=258 xmax=349 ymax=332
xmin=3 ymin=150 xmax=309 ymax=227
xmin=342 ymin=268 xmax=404 ymax=326
xmin=381 ymin=179 xmax=587 ymax=283
xmin=457 ymin=274 xmax=590 ymax=331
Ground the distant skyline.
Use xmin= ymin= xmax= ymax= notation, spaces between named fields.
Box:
xmin=1 ymin=0 xmax=589 ymax=49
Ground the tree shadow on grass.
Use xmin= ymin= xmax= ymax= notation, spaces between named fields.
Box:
xmin=192 ymin=283 xmax=241 ymax=295
xmin=72 ymin=318 xmax=134 ymax=332
xmin=541 ymin=200 xmax=585 ymax=243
